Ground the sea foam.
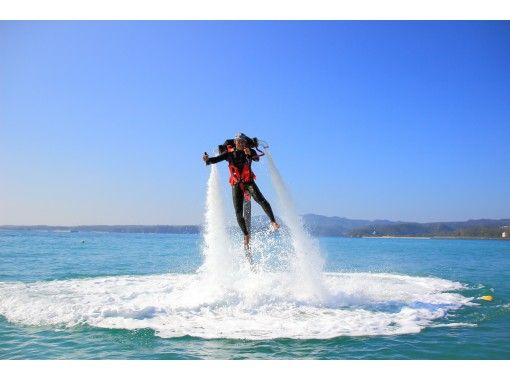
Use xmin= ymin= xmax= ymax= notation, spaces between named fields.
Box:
xmin=0 ymin=272 xmax=472 ymax=339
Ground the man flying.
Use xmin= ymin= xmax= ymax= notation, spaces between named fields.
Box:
xmin=202 ymin=133 xmax=280 ymax=253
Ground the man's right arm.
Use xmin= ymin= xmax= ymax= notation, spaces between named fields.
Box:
xmin=203 ymin=152 xmax=228 ymax=165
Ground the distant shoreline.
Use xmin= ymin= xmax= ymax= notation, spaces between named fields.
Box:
xmin=362 ymin=235 xmax=509 ymax=241
xmin=1 ymin=226 xmax=509 ymax=241
xmin=0 ymin=225 xmax=201 ymax=234
xmin=2 ymin=216 xmax=510 ymax=241
xmin=362 ymin=236 xmax=431 ymax=239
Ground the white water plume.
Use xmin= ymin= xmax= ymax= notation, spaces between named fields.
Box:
xmin=198 ymin=148 xmax=328 ymax=303
xmin=264 ymin=148 xmax=327 ymax=301
xmin=199 ymin=164 xmax=235 ymax=277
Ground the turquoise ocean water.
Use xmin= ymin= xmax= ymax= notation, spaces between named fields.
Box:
xmin=0 ymin=230 xmax=509 ymax=359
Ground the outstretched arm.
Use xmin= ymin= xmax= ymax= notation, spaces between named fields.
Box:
xmin=203 ymin=151 xmax=228 ymax=165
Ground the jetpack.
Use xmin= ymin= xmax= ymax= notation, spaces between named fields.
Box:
xmin=217 ymin=133 xmax=269 ymax=156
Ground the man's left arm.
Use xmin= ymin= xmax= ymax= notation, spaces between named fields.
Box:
xmin=245 ymin=148 xmax=260 ymax=162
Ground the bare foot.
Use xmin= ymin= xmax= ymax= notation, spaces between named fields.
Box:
xmin=243 ymin=235 xmax=255 ymax=269
xmin=271 ymin=222 xmax=280 ymax=231
xmin=245 ymin=250 xmax=254 ymax=270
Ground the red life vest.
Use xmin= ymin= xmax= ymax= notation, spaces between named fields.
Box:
xmin=226 ymin=145 xmax=256 ymax=200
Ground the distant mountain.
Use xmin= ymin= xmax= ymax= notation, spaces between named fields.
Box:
xmin=300 ymin=214 xmax=398 ymax=236
xmin=348 ymin=219 xmax=510 ymax=238
xmin=299 ymin=215 xmax=510 ymax=237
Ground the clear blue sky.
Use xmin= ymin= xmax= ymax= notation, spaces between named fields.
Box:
xmin=1 ymin=21 xmax=509 ymax=225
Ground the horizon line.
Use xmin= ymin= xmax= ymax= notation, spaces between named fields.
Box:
xmin=2 ymin=214 xmax=510 ymax=228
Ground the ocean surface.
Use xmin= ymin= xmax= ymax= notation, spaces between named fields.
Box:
xmin=0 ymin=230 xmax=509 ymax=359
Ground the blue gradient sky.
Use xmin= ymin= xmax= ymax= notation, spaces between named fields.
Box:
xmin=1 ymin=21 xmax=509 ymax=225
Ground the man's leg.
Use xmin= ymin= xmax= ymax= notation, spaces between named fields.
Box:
xmin=243 ymin=198 xmax=251 ymax=235
xmin=232 ymin=184 xmax=249 ymax=236
xmin=233 ymin=185 xmax=254 ymax=268
xmin=246 ymin=182 xmax=280 ymax=230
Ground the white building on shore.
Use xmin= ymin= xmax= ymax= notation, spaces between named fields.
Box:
xmin=502 ymin=226 xmax=510 ymax=238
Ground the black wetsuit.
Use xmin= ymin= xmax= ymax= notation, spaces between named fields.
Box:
xmin=206 ymin=148 xmax=276 ymax=236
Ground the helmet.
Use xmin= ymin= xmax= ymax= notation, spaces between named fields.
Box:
xmin=234 ymin=132 xmax=248 ymax=141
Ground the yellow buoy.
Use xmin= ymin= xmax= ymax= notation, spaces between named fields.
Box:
xmin=481 ymin=295 xmax=493 ymax=301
